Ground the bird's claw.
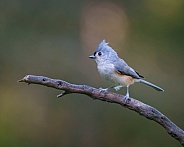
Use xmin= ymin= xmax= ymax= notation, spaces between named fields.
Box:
xmin=124 ymin=93 xmax=130 ymax=103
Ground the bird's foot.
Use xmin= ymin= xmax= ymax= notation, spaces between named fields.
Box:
xmin=124 ymin=93 xmax=130 ymax=103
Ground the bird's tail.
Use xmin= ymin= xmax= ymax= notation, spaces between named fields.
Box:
xmin=139 ymin=79 xmax=164 ymax=92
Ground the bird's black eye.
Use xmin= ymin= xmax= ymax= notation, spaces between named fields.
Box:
xmin=98 ymin=52 xmax=102 ymax=56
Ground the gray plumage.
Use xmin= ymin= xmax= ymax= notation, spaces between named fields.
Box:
xmin=89 ymin=40 xmax=164 ymax=99
xmin=95 ymin=40 xmax=144 ymax=79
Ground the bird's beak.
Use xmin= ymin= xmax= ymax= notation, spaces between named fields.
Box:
xmin=89 ymin=55 xmax=96 ymax=59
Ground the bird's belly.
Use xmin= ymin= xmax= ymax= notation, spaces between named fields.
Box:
xmin=97 ymin=64 xmax=135 ymax=86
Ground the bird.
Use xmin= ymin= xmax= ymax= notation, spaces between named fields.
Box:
xmin=89 ymin=40 xmax=164 ymax=101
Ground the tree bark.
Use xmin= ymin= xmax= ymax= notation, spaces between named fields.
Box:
xmin=18 ymin=75 xmax=184 ymax=146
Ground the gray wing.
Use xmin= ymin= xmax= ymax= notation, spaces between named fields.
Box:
xmin=114 ymin=59 xmax=144 ymax=79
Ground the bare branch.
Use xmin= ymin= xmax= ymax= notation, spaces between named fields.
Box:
xmin=18 ymin=75 xmax=184 ymax=146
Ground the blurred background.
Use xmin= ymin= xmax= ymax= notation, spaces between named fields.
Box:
xmin=0 ymin=0 xmax=184 ymax=146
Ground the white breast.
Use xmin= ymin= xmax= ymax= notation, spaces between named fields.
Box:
xmin=97 ymin=63 xmax=115 ymax=81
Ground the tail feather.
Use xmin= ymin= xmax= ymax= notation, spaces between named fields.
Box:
xmin=139 ymin=79 xmax=164 ymax=92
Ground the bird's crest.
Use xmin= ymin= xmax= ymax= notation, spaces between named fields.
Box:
xmin=96 ymin=40 xmax=117 ymax=56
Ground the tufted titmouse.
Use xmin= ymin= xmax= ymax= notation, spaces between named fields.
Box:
xmin=89 ymin=40 xmax=164 ymax=100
